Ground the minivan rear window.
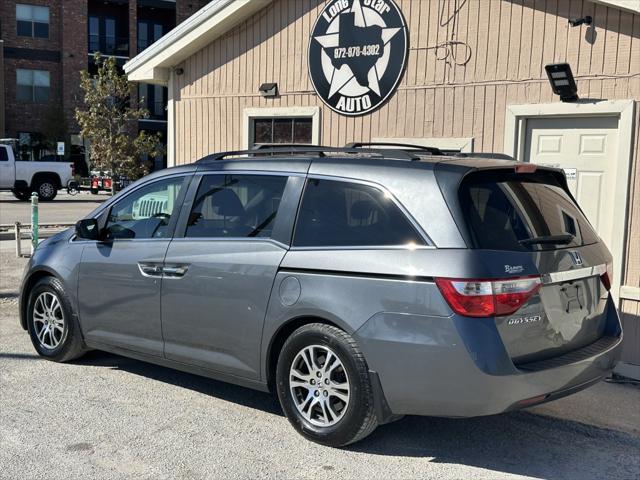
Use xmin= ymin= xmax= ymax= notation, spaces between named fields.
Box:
xmin=459 ymin=171 xmax=599 ymax=251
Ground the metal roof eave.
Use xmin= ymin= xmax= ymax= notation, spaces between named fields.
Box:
xmin=124 ymin=0 xmax=272 ymax=85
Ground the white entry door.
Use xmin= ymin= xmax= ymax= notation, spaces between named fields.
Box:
xmin=524 ymin=116 xmax=619 ymax=251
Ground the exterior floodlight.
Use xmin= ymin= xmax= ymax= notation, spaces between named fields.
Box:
xmin=258 ymin=83 xmax=278 ymax=97
xmin=568 ymin=15 xmax=592 ymax=27
xmin=545 ymin=63 xmax=579 ymax=102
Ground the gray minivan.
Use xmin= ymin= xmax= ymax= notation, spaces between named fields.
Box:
xmin=20 ymin=145 xmax=622 ymax=446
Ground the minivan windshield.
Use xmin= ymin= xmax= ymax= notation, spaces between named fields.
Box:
xmin=459 ymin=170 xmax=599 ymax=251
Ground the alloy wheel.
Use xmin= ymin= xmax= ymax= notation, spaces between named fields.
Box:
xmin=39 ymin=182 xmax=54 ymax=199
xmin=289 ymin=345 xmax=350 ymax=427
xmin=32 ymin=292 xmax=65 ymax=349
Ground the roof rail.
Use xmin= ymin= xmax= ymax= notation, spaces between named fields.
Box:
xmin=344 ymin=141 xmax=445 ymax=156
xmin=251 ymin=143 xmax=317 ymax=150
xmin=197 ymin=145 xmax=418 ymax=162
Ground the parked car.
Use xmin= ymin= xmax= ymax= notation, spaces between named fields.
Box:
xmin=0 ymin=144 xmax=75 ymax=201
xmin=19 ymin=144 xmax=622 ymax=447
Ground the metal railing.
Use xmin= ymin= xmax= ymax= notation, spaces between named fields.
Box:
xmin=3 ymin=221 xmax=74 ymax=258
xmin=1 ymin=196 xmax=74 ymax=258
xmin=88 ymin=36 xmax=130 ymax=57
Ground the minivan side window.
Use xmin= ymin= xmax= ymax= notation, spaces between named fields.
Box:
xmin=293 ymin=179 xmax=425 ymax=247
xmin=185 ymin=174 xmax=288 ymax=238
xmin=104 ymin=177 xmax=185 ymax=240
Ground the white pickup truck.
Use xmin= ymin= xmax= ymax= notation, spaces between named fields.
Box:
xmin=0 ymin=144 xmax=75 ymax=201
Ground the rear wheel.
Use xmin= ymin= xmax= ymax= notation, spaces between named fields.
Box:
xmin=11 ymin=189 xmax=31 ymax=201
xmin=276 ymin=323 xmax=378 ymax=447
xmin=34 ymin=178 xmax=58 ymax=201
xmin=27 ymin=277 xmax=86 ymax=362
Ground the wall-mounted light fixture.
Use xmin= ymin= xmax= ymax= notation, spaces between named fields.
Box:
xmin=568 ymin=15 xmax=592 ymax=27
xmin=258 ymin=83 xmax=278 ymax=98
xmin=174 ymin=67 xmax=184 ymax=76
xmin=545 ymin=63 xmax=579 ymax=102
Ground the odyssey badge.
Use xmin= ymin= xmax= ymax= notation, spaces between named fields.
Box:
xmin=308 ymin=0 xmax=409 ymax=116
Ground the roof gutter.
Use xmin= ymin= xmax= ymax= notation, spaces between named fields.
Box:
xmin=124 ymin=0 xmax=272 ymax=85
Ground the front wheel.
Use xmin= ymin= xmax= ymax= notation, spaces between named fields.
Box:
xmin=27 ymin=277 xmax=86 ymax=362
xmin=276 ymin=324 xmax=378 ymax=447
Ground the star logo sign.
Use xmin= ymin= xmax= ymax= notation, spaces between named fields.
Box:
xmin=308 ymin=0 xmax=409 ymax=116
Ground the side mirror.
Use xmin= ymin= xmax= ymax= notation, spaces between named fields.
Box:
xmin=75 ymin=218 xmax=100 ymax=240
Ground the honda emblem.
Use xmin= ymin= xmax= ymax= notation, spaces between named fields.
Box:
xmin=570 ymin=251 xmax=583 ymax=266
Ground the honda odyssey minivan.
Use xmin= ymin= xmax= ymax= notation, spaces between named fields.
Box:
xmin=20 ymin=144 xmax=622 ymax=446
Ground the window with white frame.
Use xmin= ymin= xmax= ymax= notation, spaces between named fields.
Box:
xmin=252 ymin=118 xmax=313 ymax=147
xmin=243 ymin=107 xmax=320 ymax=149
xmin=16 ymin=4 xmax=49 ymax=38
xmin=16 ymin=69 xmax=50 ymax=102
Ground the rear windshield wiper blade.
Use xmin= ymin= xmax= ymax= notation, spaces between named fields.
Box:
xmin=519 ymin=234 xmax=575 ymax=246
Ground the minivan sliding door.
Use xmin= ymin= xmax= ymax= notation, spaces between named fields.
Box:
xmin=161 ymin=173 xmax=303 ymax=380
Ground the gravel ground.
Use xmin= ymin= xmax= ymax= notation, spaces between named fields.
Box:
xmin=1 ymin=249 xmax=639 ymax=480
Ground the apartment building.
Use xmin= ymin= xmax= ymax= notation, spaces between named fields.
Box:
xmin=0 ymin=0 xmax=209 ymax=170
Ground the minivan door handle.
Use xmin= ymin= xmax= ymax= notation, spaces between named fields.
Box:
xmin=137 ymin=262 xmax=163 ymax=278
xmin=162 ymin=264 xmax=190 ymax=278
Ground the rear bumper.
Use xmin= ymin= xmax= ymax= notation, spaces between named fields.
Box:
xmin=354 ymin=296 xmax=622 ymax=418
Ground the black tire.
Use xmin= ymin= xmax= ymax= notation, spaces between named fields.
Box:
xmin=276 ymin=323 xmax=378 ymax=447
xmin=11 ymin=189 xmax=31 ymax=201
xmin=34 ymin=178 xmax=58 ymax=201
xmin=26 ymin=277 xmax=87 ymax=362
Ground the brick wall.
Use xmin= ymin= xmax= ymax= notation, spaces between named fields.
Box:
xmin=0 ymin=41 xmax=4 ymax=137
xmin=1 ymin=0 xmax=204 ymax=145
xmin=0 ymin=0 xmax=63 ymax=51
xmin=61 ymin=0 xmax=87 ymax=132
xmin=3 ymin=58 xmax=63 ymax=137
xmin=129 ymin=1 xmax=137 ymax=58
xmin=1 ymin=0 xmax=66 ymax=138
xmin=175 ymin=1 xmax=211 ymax=25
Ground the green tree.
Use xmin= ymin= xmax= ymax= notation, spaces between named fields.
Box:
xmin=76 ymin=54 xmax=163 ymax=193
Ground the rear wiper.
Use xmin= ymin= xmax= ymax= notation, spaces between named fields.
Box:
xmin=519 ymin=234 xmax=575 ymax=246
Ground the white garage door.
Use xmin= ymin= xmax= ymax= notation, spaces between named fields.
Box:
xmin=524 ymin=116 xmax=619 ymax=250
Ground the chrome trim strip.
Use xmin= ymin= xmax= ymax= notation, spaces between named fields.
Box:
xmin=541 ymin=264 xmax=606 ymax=284
xmin=168 ymin=237 xmax=289 ymax=250
xmin=289 ymin=245 xmax=436 ymax=251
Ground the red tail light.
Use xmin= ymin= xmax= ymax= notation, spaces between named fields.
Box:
xmin=601 ymin=262 xmax=613 ymax=291
xmin=435 ymin=276 xmax=542 ymax=317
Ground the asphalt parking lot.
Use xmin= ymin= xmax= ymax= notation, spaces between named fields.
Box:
xmin=1 ymin=246 xmax=639 ymax=480
xmin=0 ymin=191 xmax=106 ymax=226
